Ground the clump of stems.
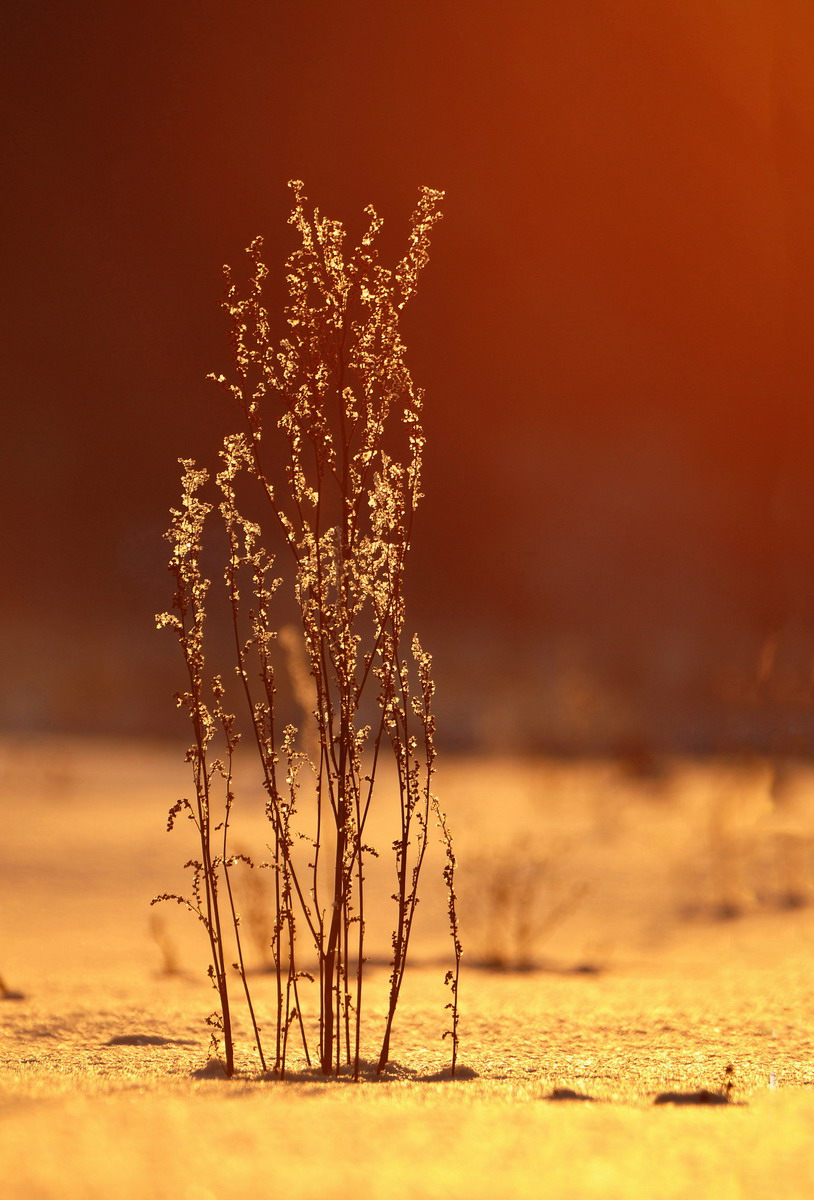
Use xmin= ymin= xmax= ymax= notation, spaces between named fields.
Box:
xmin=156 ymin=182 xmax=459 ymax=1079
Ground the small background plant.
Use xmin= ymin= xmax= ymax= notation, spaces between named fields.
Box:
xmin=461 ymin=833 xmax=586 ymax=970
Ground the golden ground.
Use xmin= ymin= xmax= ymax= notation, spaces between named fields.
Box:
xmin=2 ymin=738 xmax=814 ymax=1198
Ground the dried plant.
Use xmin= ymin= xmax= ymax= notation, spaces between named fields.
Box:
xmin=0 ymin=973 xmax=25 ymax=1001
xmin=156 ymin=182 xmax=459 ymax=1079
xmin=462 ymin=835 xmax=586 ymax=971
xmin=148 ymin=912 xmax=184 ymax=977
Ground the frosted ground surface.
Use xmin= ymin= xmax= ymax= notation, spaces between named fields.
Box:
xmin=3 ymin=738 xmax=814 ymax=1198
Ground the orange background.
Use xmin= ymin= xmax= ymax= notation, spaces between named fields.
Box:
xmin=4 ymin=1 xmax=814 ymax=751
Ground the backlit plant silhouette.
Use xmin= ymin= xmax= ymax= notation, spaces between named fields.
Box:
xmin=155 ymin=182 xmax=460 ymax=1080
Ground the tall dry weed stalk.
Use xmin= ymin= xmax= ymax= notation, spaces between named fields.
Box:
xmin=155 ymin=182 xmax=459 ymax=1079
